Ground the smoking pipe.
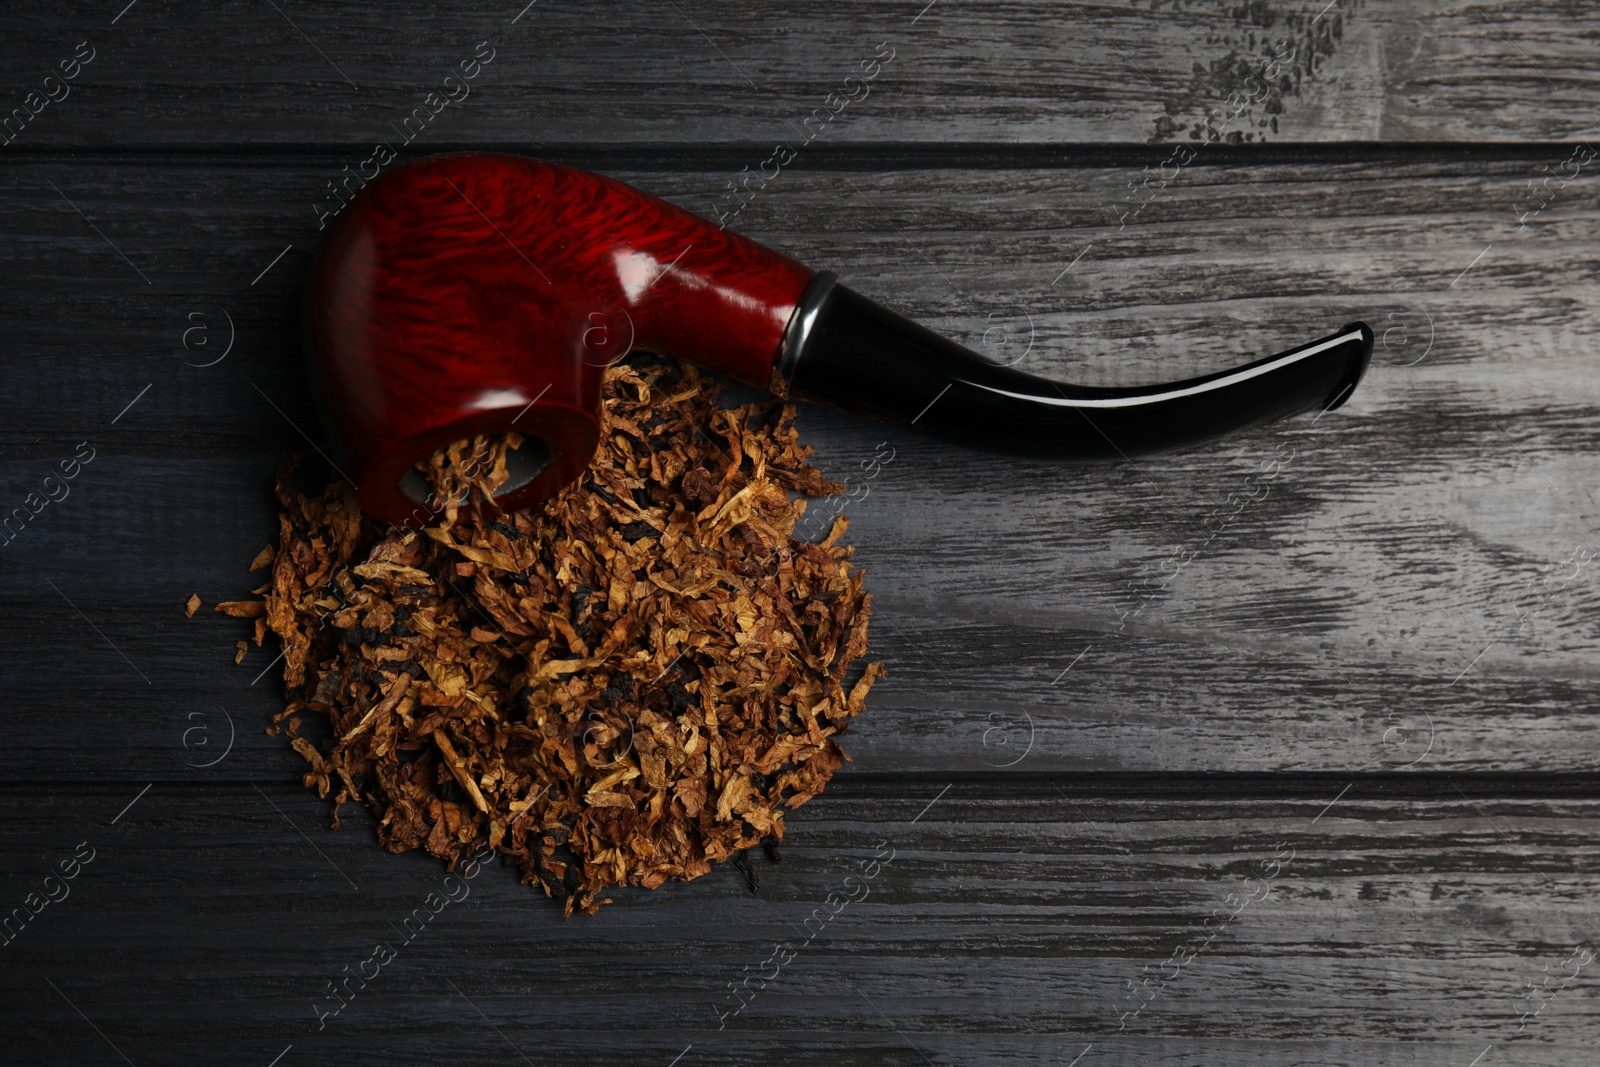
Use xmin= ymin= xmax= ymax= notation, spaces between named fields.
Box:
xmin=308 ymin=153 xmax=1372 ymax=526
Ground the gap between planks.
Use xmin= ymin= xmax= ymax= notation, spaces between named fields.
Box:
xmin=9 ymin=772 xmax=1600 ymax=800
xmin=2 ymin=141 xmax=1593 ymax=171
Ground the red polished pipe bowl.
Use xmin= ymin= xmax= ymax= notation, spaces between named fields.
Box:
xmin=307 ymin=152 xmax=813 ymax=526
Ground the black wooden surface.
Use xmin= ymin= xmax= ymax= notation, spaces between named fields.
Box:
xmin=4 ymin=2 xmax=1600 ymax=1065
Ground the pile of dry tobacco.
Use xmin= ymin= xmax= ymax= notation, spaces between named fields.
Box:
xmin=212 ymin=356 xmax=881 ymax=915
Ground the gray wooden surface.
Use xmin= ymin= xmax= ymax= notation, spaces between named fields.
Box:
xmin=3 ymin=2 xmax=1600 ymax=1065
xmin=5 ymin=0 xmax=1597 ymax=145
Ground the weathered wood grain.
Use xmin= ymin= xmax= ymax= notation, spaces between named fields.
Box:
xmin=3 ymin=781 xmax=1599 ymax=1066
xmin=2 ymin=0 xmax=1596 ymax=150
xmin=5 ymin=0 xmax=1597 ymax=1061
xmin=2 ymin=157 xmax=1597 ymax=779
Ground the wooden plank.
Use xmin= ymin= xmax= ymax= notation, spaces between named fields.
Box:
xmin=2 ymin=780 xmax=1599 ymax=1065
xmin=2 ymin=157 xmax=1597 ymax=781
xmin=3 ymin=1 xmax=1597 ymax=150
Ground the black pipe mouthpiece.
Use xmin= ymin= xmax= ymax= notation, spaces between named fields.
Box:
xmin=777 ymin=271 xmax=1372 ymax=460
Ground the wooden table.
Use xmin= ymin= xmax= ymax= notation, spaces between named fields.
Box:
xmin=4 ymin=2 xmax=1599 ymax=1063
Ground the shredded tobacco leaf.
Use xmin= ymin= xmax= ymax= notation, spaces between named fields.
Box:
xmin=410 ymin=430 xmax=525 ymax=527
xmin=225 ymin=356 xmax=882 ymax=915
